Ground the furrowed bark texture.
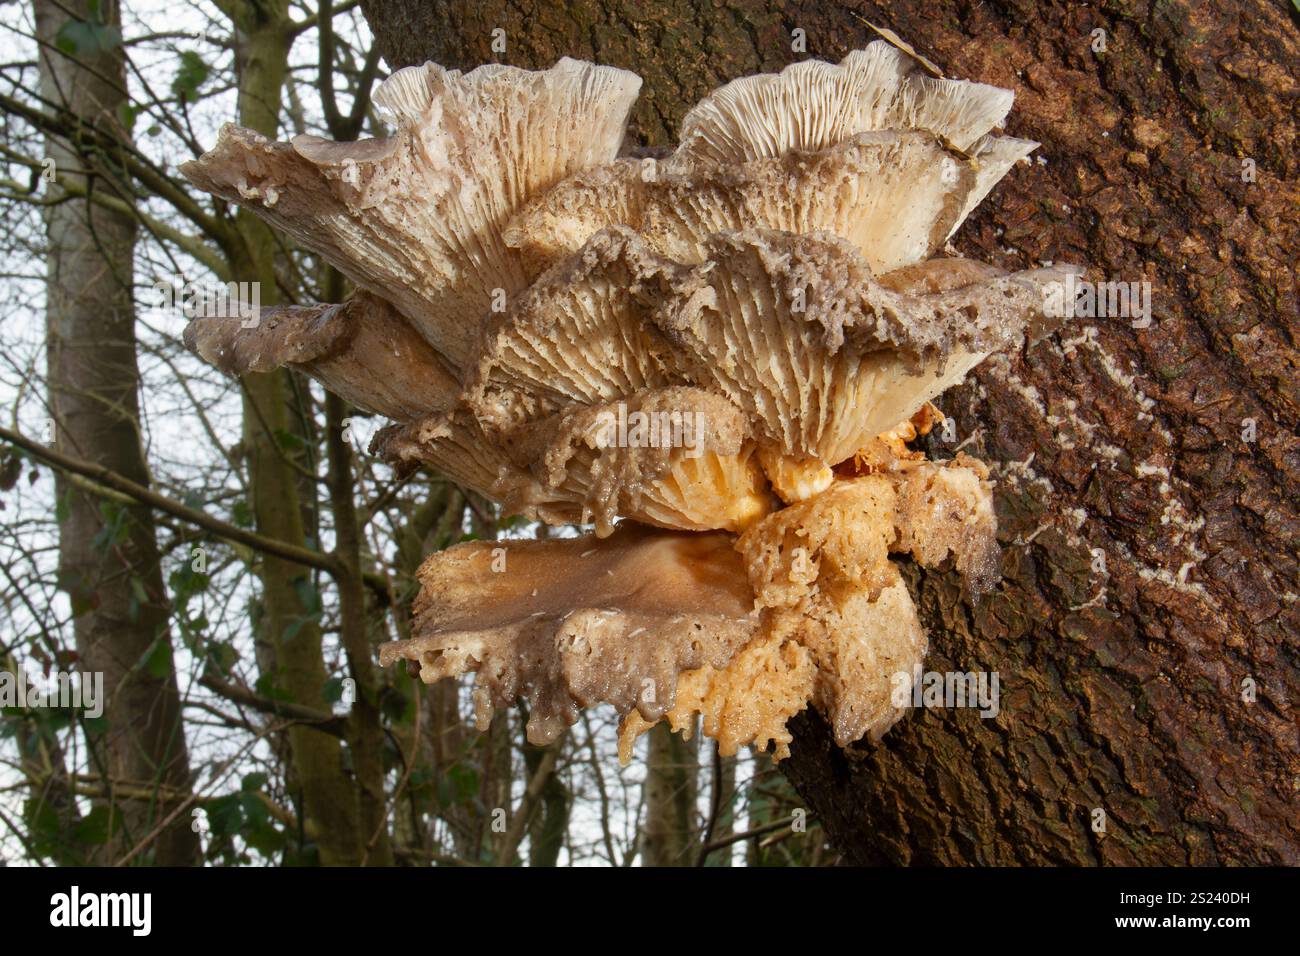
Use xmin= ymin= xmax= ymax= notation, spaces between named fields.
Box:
xmin=361 ymin=0 xmax=1299 ymax=864
xmin=35 ymin=0 xmax=200 ymax=865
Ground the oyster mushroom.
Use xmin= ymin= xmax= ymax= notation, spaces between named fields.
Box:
xmin=182 ymin=57 xmax=641 ymax=368
xmin=183 ymin=290 xmax=458 ymax=420
xmin=670 ymin=42 xmax=1014 ymax=166
xmin=506 ymin=130 xmax=1035 ymax=274
xmin=375 ymin=387 xmax=774 ymax=536
xmin=377 ymin=522 xmax=762 ymax=745
xmin=180 ymin=42 xmax=1080 ymax=764
xmin=504 ymin=41 xmax=1037 ymax=273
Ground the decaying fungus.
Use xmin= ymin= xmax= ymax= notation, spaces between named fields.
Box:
xmin=181 ymin=41 xmax=1080 ymax=763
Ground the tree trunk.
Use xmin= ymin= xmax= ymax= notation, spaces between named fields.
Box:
xmin=35 ymin=0 xmax=199 ymax=865
xmin=362 ymin=0 xmax=1299 ymax=864
xmin=325 ymin=390 xmax=394 ymax=865
xmin=226 ymin=0 xmax=363 ymax=866
xmin=641 ymin=723 xmax=698 ymax=865
xmin=704 ymin=751 xmax=737 ymax=867
xmin=523 ymin=732 xmax=570 ymax=867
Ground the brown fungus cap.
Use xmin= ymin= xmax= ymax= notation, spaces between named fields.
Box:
xmin=370 ymin=410 xmax=515 ymax=499
xmin=373 ymin=388 xmax=775 ymax=537
xmin=498 ymin=386 xmax=773 ymax=536
xmin=466 ymin=226 xmax=686 ymax=435
xmin=182 ymin=290 xmax=459 ymax=421
xmin=378 ymin=522 xmax=761 ymax=745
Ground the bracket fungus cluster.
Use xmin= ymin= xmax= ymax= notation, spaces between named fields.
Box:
xmin=182 ymin=43 xmax=1079 ymax=763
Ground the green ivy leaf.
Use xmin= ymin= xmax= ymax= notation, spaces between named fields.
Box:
xmin=73 ymin=805 xmax=120 ymax=845
xmin=273 ymin=428 xmax=305 ymax=453
xmin=169 ymin=563 xmax=210 ymax=602
xmin=127 ymin=575 xmax=149 ymax=625
xmin=172 ymin=50 xmax=209 ymax=102
xmin=379 ymin=684 xmax=409 ymax=722
xmin=55 ymin=19 xmax=123 ymax=56
xmin=81 ymin=714 xmax=109 ymax=736
xmin=92 ymin=500 xmax=129 ymax=553
xmin=445 ymin=763 xmax=479 ymax=807
xmin=207 ymin=794 xmax=243 ymax=837
xmin=292 ymin=576 xmax=322 ymax=615
xmin=240 ymin=791 xmax=269 ymax=828
xmin=254 ymin=673 xmax=291 ymax=703
xmin=205 ymin=640 xmax=238 ymax=675
xmin=24 ymin=798 xmax=67 ymax=858
xmin=231 ymin=500 xmax=253 ymax=528
xmin=135 ymin=638 xmax=172 ymax=679
xmin=321 ymin=676 xmax=345 ymax=704
xmin=116 ymin=101 xmax=140 ymax=133
xmin=241 ymin=807 xmax=285 ymax=856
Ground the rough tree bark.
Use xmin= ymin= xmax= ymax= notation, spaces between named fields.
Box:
xmin=35 ymin=0 xmax=199 ymax=864
xmin=360 ymin=0 xmax=1299 ymax=864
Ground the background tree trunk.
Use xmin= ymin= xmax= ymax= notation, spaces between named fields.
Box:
xmin=35 ymin=0 xmax=199 ymax=865
xmin=361 ymin=0 xmax=1299 ymax=864
xmin=641 ymin=723 xmax=698 ymax=865
xmin=226 ymin=0 xmax=365 ymax=866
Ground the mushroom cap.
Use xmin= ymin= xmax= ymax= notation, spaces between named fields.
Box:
xmin=182 ymin=291 xmax=459 ymax=420
xmin=649 ymin=229 xmax=1078 ymax=468
xmin=501 ymin=158 xmax=649 ymax=267
xmin=371 ymin=409 xmax=512 ymax=498
xmin=466 ymin=226 xmax=684 ymax=434
xmin=499 ymin=386 xmax=773 ymax=536
xmin=671 ymin=41 xmax=1015 ymax=169
xmin=378 ymin=522 xmax=762 ymax=744
xmin=508 ymin=129 xmax=1036 ymax=275
xmin=182 ymin=58 xmax=641 ymax=369
xmin=375 ymin=386 xmax=775 ymax=536
xmin=756 ymin=446 xmax=836 ymax=504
